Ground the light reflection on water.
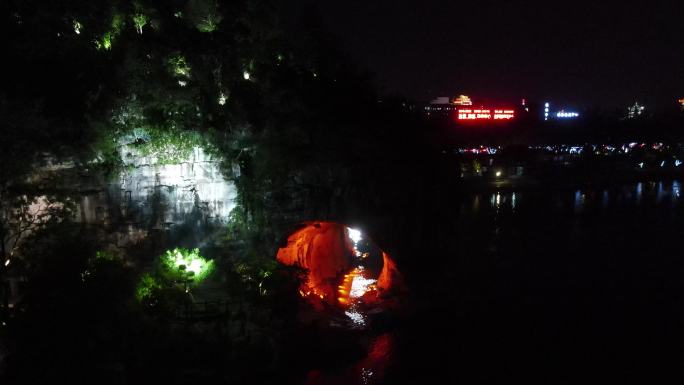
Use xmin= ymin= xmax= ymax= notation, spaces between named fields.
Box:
xmin=674 ymin=181 xmax=681 ymax=199
xmin=657 ymin=182 xmax=666 ymax=203
xmin=477 ymin=180 xmax=683 ymax=213
xmin=306 ymin=179 xmax=684 ymax=385
xmin=511 ymin=192 xmax=517 ymax=210
xmin=303 ymin=333 xmax=393 ymax=385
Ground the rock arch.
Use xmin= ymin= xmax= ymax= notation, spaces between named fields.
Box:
xmin=276 ymin=221 xmax=402 ymax=304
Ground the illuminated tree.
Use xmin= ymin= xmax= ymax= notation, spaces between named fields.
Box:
xmin=159 ymin=247 xmax=214 ymax=287
xmin=134 ymin=247 xmax=214 ymax=315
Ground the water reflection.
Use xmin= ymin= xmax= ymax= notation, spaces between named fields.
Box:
xmin=657 ymin=182 xmax=666 ymax=203
xmin=303 ymin=333 xmax=394 ymax=385
xmin=511 ymin=192 xmax=517 ymax=210
xmin=464 ymin=180 xmax=682 ymax=214
xmin=574 ymin=190 xmax=586 ymax=212
xmin=674 ymin=181 xmax=681 ymax=200
xmin=473 ymin=194 xmax=480 ymax=212
xmin=490 ymin=192 xmax=502 ymax=209
xmin=304 ymin=179 xmax=684 ymax=385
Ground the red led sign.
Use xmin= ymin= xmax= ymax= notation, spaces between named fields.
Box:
xmin=457 ymin=108 xmax=515 ymax=121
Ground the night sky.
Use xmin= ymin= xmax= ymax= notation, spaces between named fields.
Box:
xmin=314 ymin=0 xmax=684 ymax=110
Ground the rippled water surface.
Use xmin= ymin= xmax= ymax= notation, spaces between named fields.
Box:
xmin=304 ymin=179 xmax=684 ymax=384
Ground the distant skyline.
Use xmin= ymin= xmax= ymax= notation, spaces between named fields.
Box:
xmin=313 ymin=0 xmax=684 ymax=111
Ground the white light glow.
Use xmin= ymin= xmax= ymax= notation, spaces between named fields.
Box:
xmin=243 ymin=71 xmax=250 ymax=80
xmin=345 ymin=310 xmax=366 ymax=326
xmin=512 ymin=192 xmax=517 ymax=209
xmin=347 ymin=228 xmax=362 ymax=244
xmin=556 ymin=111 xmax=579 ymax=118
xmin=350 ymin=275 xmax=376 ymax=298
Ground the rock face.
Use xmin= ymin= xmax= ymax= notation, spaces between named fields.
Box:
xmin=110 ymin=146 xmax=237 ymax=227
xmin=377 ymin=251 xmax=403 ymax=292
xmin=36 ymin=146 xmax=236 ymax=246
xmin=276 ymin=222 xmax=355 ymax=299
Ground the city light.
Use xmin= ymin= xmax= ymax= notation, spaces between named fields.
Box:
xmin=494 ymin=109 xmax=515 ymax=119
xmin=556 ymin=111 xmax=579 ymax=118
xmin=544 ymin=102 xmax=550 ymax=120
xmin=452 ymin=95 xmax=473 ymax=105
xmin=457 ymin=108 xmax=515 ymax=121
xmin=627 ymin=102 xmax=645 ymax=118
xmin=347 ymin=227 xmax=362 ymax=244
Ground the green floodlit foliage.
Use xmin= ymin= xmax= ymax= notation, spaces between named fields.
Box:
xmin=73 ymin=20 xmax=83 ymax=34
xmin=135 ymin=248 xmax=213 ymax=302
xmin=95 ymin=13 xmax=125 ymax=50
xmin=94 ymin=250 xmax=118 ymax=261
xmin=167 ymin=54 xmax=191 ymax=78
xmin=132 ymin=127 xmax=205 ymax=165
xmin=136 ymin=273 xmax=161 ymax=301
xmin=161 ymin=247 xmax=214 ymax=284
xmin=95 ymin=33 xmax=113 ymax=50
xmin=195 ymin=13 xmax=221 ymax=33
xmin=132 ymin=13 xmax=148 ymax=34
xmin=187 ymin=0 xmax=223 ymax=33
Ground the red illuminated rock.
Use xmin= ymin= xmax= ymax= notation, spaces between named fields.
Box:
xmin=277 ymin=222 xmax=355 ymax=298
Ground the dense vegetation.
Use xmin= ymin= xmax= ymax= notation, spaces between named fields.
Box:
xmin=0 ymin=1 xmax=430 ymax=383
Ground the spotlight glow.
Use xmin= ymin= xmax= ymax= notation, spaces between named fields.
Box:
xmin=347 ymin=228 xmax=362 ymax=244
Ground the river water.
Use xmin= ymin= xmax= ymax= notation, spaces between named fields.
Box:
xmin=304 ymin=179 xmax=684 ymax=384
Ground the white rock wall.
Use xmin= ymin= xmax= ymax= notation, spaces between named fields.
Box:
xmin=72 ymin=146 xmax=237 ymax=227
xmin=117 ymin=146 xmax=237 ymax=225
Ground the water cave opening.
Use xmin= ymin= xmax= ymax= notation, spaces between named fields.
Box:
xmin=276 ymin=221 xmax=402 ymax=327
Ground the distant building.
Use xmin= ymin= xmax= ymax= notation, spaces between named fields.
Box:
xmin=424 ymin=95 xmax=473 ymax=115
xmin=626 ymin=102 xmax=645 ymax=119
xmin=452 ymin=95 xmax=473 ymax=105
xmin=628 ymin=102 xmax=645 ymax=118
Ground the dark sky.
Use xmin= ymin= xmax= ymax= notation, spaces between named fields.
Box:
xmin=314 ymin=0 xmax=684 ymax=110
